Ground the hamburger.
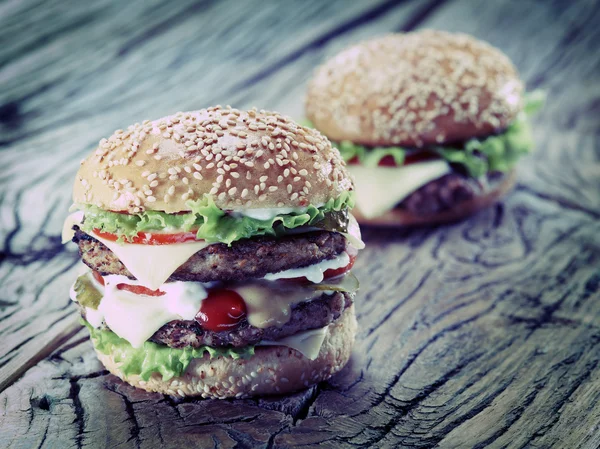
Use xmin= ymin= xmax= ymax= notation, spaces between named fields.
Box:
xmin=63 ymin=106 xmax=364 ymax=398
xmin=305 ymin=30 xmax=544 ymax=225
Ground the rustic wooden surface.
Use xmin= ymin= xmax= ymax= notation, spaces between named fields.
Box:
xmin=1 ymin=0 xmax=599 ymax=447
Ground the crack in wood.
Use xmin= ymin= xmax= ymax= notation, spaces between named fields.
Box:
xmin=68 ymin=378 xmax=85 ymax=449
xmin=366 ymin=268 xmax=435 ymax=336
xmin=516 ymin=184 xmax=600 ymax=219
xmin=527 ymin=358 xmax=600 ymax=447
xmin=291 ymin=384 xmax=320 ymax=424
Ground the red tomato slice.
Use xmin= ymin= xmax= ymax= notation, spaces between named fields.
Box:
xmin=322 ymin=253 xmax=357 ymax=279
xmin=196 ymin=289 xmax=247 ymax=332
xmin=93 ymin=229 xmax=199 ymax=245
xmin=92 ymin=271 xmax=105 ymax=286
xmin=347 ymin=151 xmax=439 ymax=167
xmin=402 ymin=151 xmax=439 ymax=165
xmin=116 ymin=283 xmax=166 ymax=296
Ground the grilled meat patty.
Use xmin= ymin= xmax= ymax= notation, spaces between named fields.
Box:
xmin=399 ymin=171 xmax=506 ymax=214
xmin=72 ymin=227 xmax=347 ymax=283
xmin=80 ymin=291 xmax=353 ymax=348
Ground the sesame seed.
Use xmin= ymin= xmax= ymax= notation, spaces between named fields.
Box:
xmin=149 ymin=180 xmax=159 ymax=188
xmin=147 ymin=196 xmax=156 ymax=202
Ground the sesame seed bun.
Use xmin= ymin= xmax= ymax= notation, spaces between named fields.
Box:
xmin=94 ymin=305 xmax=357 ymax=399
xmin=306 ymin=30 xmax=523 ymax=148
xmin=353 ymin=170 xmax=516 ymax=226
xmin=73 ymin=107 xmax=352 ymax=214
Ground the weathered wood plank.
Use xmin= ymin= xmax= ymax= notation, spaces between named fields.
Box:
xmin=0 ymin=0 xmax=599 ymax=447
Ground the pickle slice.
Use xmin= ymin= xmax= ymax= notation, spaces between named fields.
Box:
xmin=310 ymin=272 xmax=359 ymax=293
xmin=73 ymin=274 xmax=103 ymax=310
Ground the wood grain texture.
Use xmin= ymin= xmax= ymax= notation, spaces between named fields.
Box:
xmin=1 ymin=0 xmax=599 ymax=447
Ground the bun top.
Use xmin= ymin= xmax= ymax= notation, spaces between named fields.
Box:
xmin=305 ymin=30 xmax=523 ymax=148
xmin=73 ymin=107 xmax=352 ymax=214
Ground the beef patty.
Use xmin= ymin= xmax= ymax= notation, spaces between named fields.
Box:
xmin=80 ymin=290 xmax=353 ymax=349
xmin=73 ymin=228 xmax=347 ymax=283
xmin=399 ymin=171 xmax=506 ymax=214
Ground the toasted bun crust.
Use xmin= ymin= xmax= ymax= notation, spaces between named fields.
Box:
xmin=74 ymin=107 xmax=352 ymax=214
xmin=353 ymin=170 xmax=516 ymax=226
xmin=306 ymin=30 xmax=523 ymax=148
xmin=94 ymin=305 xmax=357 ymax=398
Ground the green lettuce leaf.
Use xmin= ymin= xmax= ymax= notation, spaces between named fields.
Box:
xmin=77 ymin=191 xmax=355 ymax=245
xmin=304 ymin=91 xmax=545 ymax=177
xmin=83 ymin=320 xmax=254 ymax=381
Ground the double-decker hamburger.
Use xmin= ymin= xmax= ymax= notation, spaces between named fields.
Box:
xmin=305 ymin=30 xmax=544 ymax=225
xmin=63 ymin=106 xmax=363 ymax=398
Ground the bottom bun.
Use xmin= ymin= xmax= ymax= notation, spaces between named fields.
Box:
xmin=353 ymin=170 xmax=516 ymax=226
xmin=95 ymin=305 xmax=357 ymax=399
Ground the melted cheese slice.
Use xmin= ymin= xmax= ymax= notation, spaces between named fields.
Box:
xmin=92 ymin=234 xmax=211 ymax=290
xmin=259 ymin=326 xmax=328 ymax=360
xmin=348 ymin=161 xmax=451 ymax=219
xmin=232 ymin=283 xmax=328 ymax=329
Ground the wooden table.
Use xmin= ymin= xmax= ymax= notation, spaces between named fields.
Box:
xmin=1 ymin=0 xmax=599 ymax=447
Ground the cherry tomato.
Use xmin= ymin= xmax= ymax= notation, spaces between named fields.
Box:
xmin=196 ymin=289 xmax=247 ymax=332
xmin=93 ymin=229 xmax=199 ymax=245
xmin=116 ymin=283 xmax=166 ymax=296
xmin=92 ymin=271 xmax=105 ymax=286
